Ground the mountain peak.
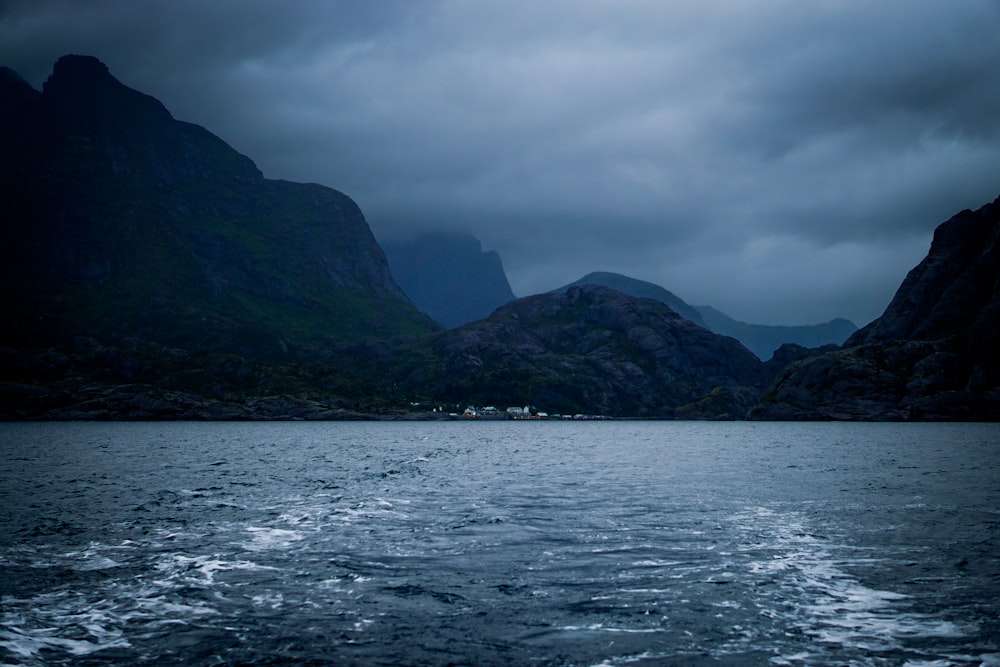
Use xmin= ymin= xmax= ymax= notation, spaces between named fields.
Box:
xmin=552 ymin=271 xmax=706 ymax=327
xmin=1 ymin=55 xmax=437 ymax=354
xmin=41 ymin=53 xmax=174 ymax=131
xmin=48 ymin=54 xmax=113 ymax=84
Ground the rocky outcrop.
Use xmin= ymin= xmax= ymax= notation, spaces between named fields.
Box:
xmin=381 ymin=231 xmax=517 ymax=328
xmin=0 ymin=55 xmax=437 ymax=357
xmin=750 ymin=195 xmax=1000 ymax=421
xmin=392 ymin=285 xmax=768 ymax=418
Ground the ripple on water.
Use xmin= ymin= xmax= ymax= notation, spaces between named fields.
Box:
xmin=1 ymin=421 xmax=998 ymax=666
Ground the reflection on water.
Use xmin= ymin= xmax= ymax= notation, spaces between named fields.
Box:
xmin=1 ymin=421 xmax=998 ymax=666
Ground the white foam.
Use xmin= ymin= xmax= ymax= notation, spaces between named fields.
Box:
xmin=250 ymin=591 xmax=285 ymax=609
xmin=157 ymin=553 xmax=275 ymax=584
xmin=0 ymin=627 xmax=131 ymax=659
xmin=242 ymin=526 xmax=305 ymax=551
xmin=560 ymin=623 xmax=663 ymax=634
xmin=588 ymin=651 xmax=655 ymax=666
xmin=0 ymin=595 xmax=133 ymax=661
xmin=733 ymin=505 xmax=971 ymax=662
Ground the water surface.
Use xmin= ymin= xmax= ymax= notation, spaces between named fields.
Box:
xmin=1 ymin=421 xmax=998 ymax=665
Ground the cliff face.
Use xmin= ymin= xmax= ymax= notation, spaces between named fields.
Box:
xmin=750 ymin=196 xmax=1000 ymax=420
xmin=0 ymin=55 xmax=437 ymax=357
xmin=381 ymin=231 xmax=516 ymax=328
xmin=392 ymin=285 xmax=768 ymax=418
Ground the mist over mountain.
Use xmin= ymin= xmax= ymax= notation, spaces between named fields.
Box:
xmin=2 ymin=55 xmax=996 ymax=422
xmin=751 ymin=195 xmax=1000 ymax=420
xmin=381 ymin=231 xmax=516 ymax=328
xmin=0 ymin=55 xmax=436 ymax=358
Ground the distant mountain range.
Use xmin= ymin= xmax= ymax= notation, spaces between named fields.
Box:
xmin=1 ymin=55 xmax=996 ymax=420
xmin=553 ymin=272 xmax=857 ymax=359
xmin=382 ymin=236 xmax=858 ymax=358
xmin=692 ymin=307 xmax=856 ymax=361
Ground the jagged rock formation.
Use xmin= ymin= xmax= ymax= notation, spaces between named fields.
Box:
xmin=0 ymin=55 xmax=437 ymax=358
xmin=389 ymin=285 xmax=769 ymax=418
xmin=750 ymin=195 xmax=1000 ymax=420
xmin=553 ymin=272 xmax=856 ymax=359
xmin=381 ymin=231 xmax=516 ymax=327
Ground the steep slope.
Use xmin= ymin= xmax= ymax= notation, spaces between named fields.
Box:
xmin=388 ymin=285 xmax=768 ymax=418
xmin=381 ymin=231 xmax=516 ymax=327
xmin=750 ymin=195 xmax=1000 ymax=420
xmin=694 ymin=307 xmax=857 ymax=360
xmin=0 ymin=55 xmax=437 ymax=358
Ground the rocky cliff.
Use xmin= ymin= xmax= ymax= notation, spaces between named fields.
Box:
xmin=388 ymin=285 xmax=768 ymax=418
xmin=381 ymin=231 xmax=516 ymax=327
xmin=750 ymin=195 xmax=1000 ymax=420
xmin=0 ymin=55 xmax=437 ymax=358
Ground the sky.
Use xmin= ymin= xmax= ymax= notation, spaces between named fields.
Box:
xmin=3 ymin=1 xmax=1000 ymax=326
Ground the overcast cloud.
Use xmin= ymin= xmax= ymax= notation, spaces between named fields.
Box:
xmin=4 ymin=0 xmax=1000 ymax=325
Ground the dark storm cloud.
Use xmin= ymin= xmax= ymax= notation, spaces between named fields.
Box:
xmin=4 ymin=1 xmax=1000 ymax=325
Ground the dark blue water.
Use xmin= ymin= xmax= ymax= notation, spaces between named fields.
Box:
xmin=1 ymin=421 xmax=998 ymax=666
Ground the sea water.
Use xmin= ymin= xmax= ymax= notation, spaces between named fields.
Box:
xmin=1 ymin=421 xmax=998 ymax=666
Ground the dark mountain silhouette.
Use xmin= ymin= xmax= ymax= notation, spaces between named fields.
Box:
xmin=553 ymin=272 xmax=707 ymax=326
xmin=0 ymin=55 xmax=437 ymax=359
xmin=553 ymin=272 xmax=856 ymax=359
xmin=750 ymin=195 xmax=1000 ymax=420
xmin=381 ymin=231 xmax=516 ymax=328
xmin=382 ymin=285 xmax=768 ymax=418
xmin=5 ymin=56 xmax=994 ymax=422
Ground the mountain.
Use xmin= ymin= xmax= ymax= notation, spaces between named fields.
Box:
xmin=750 ymin=195 xmax=1000 ymax=420
xmin=552 ymin=272 xmax=707 ymax=326
xmin=0 ymin=56 xmax=766 ymax=421
xmin=0 ymin=55 xmax=437 ymax=359
xmin=381 ymin=231 xmax=516 ymax=328
xmin=385 ymin=285 xmax=769 ymax=418
xmin=553 ymin=271 xmax=856 ymax=359
xmin=693 ymin=306 xmax=857 ymax=360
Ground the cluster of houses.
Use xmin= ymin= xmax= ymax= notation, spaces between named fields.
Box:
xmin=457 ymin=406 xmax=612 ymax=420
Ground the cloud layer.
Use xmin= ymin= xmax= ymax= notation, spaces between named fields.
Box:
xmin=4 ymin=0 xmax=1000 ymax=324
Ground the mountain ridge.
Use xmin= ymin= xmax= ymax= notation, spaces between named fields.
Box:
xmin=0 ymin=55 xmax=438 ymax=357
xmin=2 ymin=55 xmax=996 ymax=421
xmin=552 ymin=271 xmax=856 ymax=359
